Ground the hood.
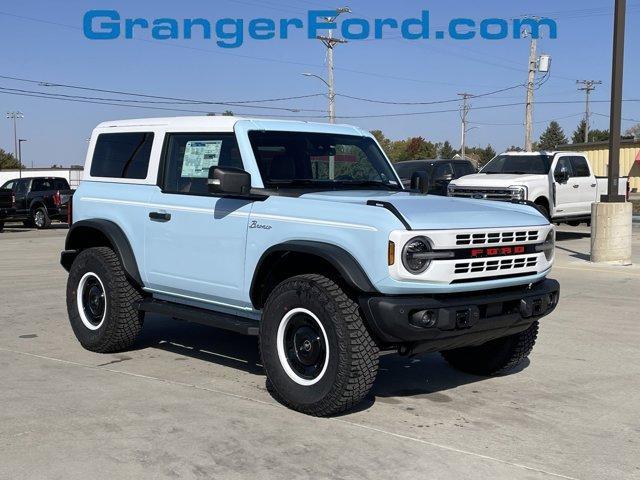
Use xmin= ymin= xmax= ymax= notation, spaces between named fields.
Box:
xmin=450 ymin=173 xmax=546 ymax=186
xmin=300 ymin=190 xmax=548 ymax=230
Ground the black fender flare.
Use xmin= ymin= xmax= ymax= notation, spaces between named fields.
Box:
xmin=250 ymin=240 xmax=377 ymax=307
xmin=61 ymin=219 xmax=143 ymax=287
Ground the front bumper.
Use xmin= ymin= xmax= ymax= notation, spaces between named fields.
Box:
xmin=359 ymin=278 xmax=559 ymax=352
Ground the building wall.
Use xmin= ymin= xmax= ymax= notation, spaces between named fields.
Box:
xmin=557 ymin=142 xmax=640 ymax=192
xmin=0 ymin=168 xmax=84 ymax=188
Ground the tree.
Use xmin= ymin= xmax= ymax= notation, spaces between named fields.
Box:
xmin=439 ymin=141 xmax=456 ymax=159
xmin=222 ymin=110 xmax=234 ymax=116
xmin=0 ymin=148 xmax=22 ymax=169
xmin=571 ymin=119 xmax=587 ymax=144
xmin=625 ymin=123 xmax=640 ymax=139
xmin=370 ymin=129 xmax=392 ymax=154
xmin=572 ymin=119 xmax=609 ymax=143
xmin=398 ymin=136 xmax=438 ymax=161
xmin=538 ymin=121 xmax=568 ymax=150
xmin=507 ymin=145 xmax=524 ymax=152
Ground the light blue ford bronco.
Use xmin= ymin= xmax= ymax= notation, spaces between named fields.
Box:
xmin=61 ymin=116 xmax=559 ymax=416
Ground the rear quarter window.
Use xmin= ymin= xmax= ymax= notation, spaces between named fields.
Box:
xmin=90 ymin=132 xmax=154 ymax=179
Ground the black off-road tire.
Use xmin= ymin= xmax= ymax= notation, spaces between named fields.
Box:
xmin=535 ymin=203 xmax=551 ymax=221
xmin=260 ymin=274 xmax=379 ymax=416
xmin=441 ymin=321 xmax=539 ymax=376
xmin=0 ymin=222 xmax=4 ymax=232
xmin=66 ymin=247 xmax=144 ymax=353
xmin=32 ymin=206 xmax=51 ymax=229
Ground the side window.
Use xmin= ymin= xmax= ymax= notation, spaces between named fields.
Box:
xmin=2 ymin=181 xmax=14 ymax=191
xmin=570 ymin=157 xmax=590 ymax=177
xmin=453 ymin=162 xmax=475 ymax=177
xmin=555 ymin=157 xmax=574 ymax=177
xmin=15 ymin=180 xmax=28 ymax=195
xmin=162 ymin=133 xmax=243 ymax=195
xmin=433 ymin=163 xmax=454 ymax=179
xmin=90 ymin=132 xmax=154 ymax=179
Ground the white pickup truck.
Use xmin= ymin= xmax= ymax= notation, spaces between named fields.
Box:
xmin=447 ymin=151 xmax=629 ymax=225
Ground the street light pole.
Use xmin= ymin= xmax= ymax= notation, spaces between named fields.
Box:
xmin=18 ymin=139 xmax=28 ymax=170
xmin=6 ymin=111 xmax=24 ymax=178
xmin=590 ymin=0 xmax=631 ymax=264
xmin=604 ymin=0 xmax=626 ymax=203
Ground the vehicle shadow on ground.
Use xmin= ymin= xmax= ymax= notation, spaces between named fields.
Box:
xmin=555 ymin=245 xmax=590 ymax=261
xmin=136 ymin=314 xmax=263 ymax=375
xmin=556 ymin=230 xmax=590 ymax=241
xmin=135 ymin=315 xmax=523 ymax=410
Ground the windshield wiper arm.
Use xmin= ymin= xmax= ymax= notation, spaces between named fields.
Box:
xmin=334 ymin=180 xmax=399 ymax=190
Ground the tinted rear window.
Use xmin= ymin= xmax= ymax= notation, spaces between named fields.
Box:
xmin=32 ymin=178 xmax=54 ymax=191
xmin=91 ymin=132 xmax=154 ymax=179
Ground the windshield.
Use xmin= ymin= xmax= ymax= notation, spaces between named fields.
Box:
xmin=248 ymin=131 xmax=401 ymax=190
xmin=481 ymin=155 xmax=552 ymax=174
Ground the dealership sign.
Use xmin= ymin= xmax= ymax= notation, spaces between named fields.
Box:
xmin=83 ymin=10 xmax=557 ymax=48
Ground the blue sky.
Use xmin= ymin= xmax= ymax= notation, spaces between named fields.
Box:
xmin=0 ymin=0 xmax=638 ymax=167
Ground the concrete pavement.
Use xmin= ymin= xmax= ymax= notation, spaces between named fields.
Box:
xmin=0 ymin=224 xmax=638 ymax=479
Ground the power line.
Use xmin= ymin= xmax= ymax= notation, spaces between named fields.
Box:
xmin=0 ymin=74 xmax=325 ymax=108
xmin=0 ymin=88 xmax=326 ymax=118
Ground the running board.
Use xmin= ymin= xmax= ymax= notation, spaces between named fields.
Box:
xmin=138 ymin=299 xmax=259 ymax=336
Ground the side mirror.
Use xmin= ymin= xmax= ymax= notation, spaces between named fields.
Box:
xmin=208 ymin=166 xmax=251 ymax=195
xmin=554 ymin=168 xmax=569 ymax=184
xmin=410 ymin=171 xmax=429 ymax=194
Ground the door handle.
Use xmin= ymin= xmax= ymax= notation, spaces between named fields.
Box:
xmin=572 ymin=185 xmax=579 ymax=188
xmin=149 ymin=211 xmax=171 ymax=222
xmin=591 ymin=183 xmax=596 ymax=187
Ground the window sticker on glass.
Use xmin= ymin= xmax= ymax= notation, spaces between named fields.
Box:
xmin=181 ymin=140 xmax=223 ymax=177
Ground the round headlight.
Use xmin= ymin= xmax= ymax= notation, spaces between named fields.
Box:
xmin=535 ymin=231 xmax=555 ymax=261
xmin=402 ymin=236 xmax=432 ymax=274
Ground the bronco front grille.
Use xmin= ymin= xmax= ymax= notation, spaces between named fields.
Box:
xmin=456 ymin=230 xmax=539 ymax=246
xmin=454 ymin=256 xmax=538 ymax=275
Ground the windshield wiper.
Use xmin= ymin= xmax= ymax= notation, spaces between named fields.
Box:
xmin=334 ymin=180 xmax=400 ymax=190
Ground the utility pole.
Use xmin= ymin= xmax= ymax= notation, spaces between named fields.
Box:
xmin=315 ymin=7 xmax=350 ymax=124
xmin=6 ymin=111 xmax=24 ymax=178
xmin=576 ymin=80 xmax=602 ymax=143
xmin=524 ymin=36 xmax=537 ymax=151
xmin=457 ymin=93 xmax=472 ymax=159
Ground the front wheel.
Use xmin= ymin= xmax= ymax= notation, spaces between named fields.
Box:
xmin=66 ymin=247 xmax=144 ymax=352
xmin=260 ymin=274 xmax=379 ymax=416
xmin=441 ymin=321 xmax=539 ymax=376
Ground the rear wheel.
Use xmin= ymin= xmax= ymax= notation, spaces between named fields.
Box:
xmin=33 ymin=206 xmax=51 ymax=229
xmin=441 ymin=321 xmax=539 ymax=376
xmin=66 ymin=247 xmax=144 ymax=352
xmin=260 ymin=274 xmax=379 ymax=416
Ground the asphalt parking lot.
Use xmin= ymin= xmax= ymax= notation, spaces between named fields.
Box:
xmin=1 ymin=223 xmax=639 ymax=480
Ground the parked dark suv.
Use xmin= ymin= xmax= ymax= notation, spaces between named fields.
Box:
xmin=0 ymin=177 xmax=73 ymax=229
xmin=394 ymin=159 xmax=477 ymax=195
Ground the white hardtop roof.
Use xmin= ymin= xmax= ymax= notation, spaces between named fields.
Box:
xmin=501 ymin=150 xmax=573 ymax=156
xmin=95 ymin=116 xmax=367 ymax=135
